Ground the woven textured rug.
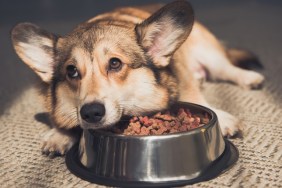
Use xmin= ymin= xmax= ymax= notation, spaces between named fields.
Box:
xmin=0 ymin=0 xmax=281 ymax=187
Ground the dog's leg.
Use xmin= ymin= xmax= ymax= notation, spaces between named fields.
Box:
xmin=180 ymin=87 xmax=242 ymax=136
xmin=174 ymin=45 xmax=242 ymax=136
xmin=41 ymin=128 xmax=80 ymax=156
xmin=201 ymin=51 xmax=265 ymax=89
xmin=179 ymin=86 xmax=243 ymax=136
xmin=212 ymin=108 xmax=243 ymax=136
xmin=186 ymin=23 xmax=264 ymax=89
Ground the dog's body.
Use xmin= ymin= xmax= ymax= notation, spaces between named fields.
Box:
xmin=11 ymin=1 xmax=264 ymax=155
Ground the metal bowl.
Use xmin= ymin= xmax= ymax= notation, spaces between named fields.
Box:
xmin=66 ymin=102 xmax=239 ymax=187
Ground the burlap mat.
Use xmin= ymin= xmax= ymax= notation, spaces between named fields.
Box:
xmin=0 ymin=1 xmax=281 ymax=187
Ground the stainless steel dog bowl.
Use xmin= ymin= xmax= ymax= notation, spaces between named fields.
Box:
xmin=66 ymin=102 xmax=239 ymax=187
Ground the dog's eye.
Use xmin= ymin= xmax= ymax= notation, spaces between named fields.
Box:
xmin=109 ymin=58 xmax=122 ymax=71
xmin=66 ymin=65 xmax=79 ymax=79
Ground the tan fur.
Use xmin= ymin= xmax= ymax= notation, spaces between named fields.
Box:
xmin=52 ymin=84 xmax=79 ymax=129
xmin=41 ymin=128 xmax=79 ymax=155
xmin=11 ymin=0 xmax=264 ymax=155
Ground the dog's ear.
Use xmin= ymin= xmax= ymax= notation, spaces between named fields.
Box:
xmin=11 ymin=23 xmax=58 ymax=83
xmin=135 ymin=0 xmax=194 ymax=67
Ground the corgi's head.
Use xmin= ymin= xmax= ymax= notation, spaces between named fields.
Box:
xmin=11 ymin=0 xmax=194 ymax=129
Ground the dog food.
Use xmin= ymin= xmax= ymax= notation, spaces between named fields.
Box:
xmin=111 ymin=108 xmax=210 ymax=135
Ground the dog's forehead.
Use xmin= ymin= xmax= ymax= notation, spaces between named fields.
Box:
xmin=58 ymin=24 xmax=145 ymax=66
xmin=62 ymin=25 xmax=136 ymax=53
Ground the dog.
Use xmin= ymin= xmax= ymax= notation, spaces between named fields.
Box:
xmin=11 ymin=0 xmax=264 ymax=156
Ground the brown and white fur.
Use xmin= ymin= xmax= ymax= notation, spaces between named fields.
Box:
xmin=11 ymin=0 xmax=264 ymax=156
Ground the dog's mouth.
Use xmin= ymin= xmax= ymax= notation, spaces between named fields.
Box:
xmin=79 ymin=118 xmax=117 ymax=130
xmin=79 ymin=115 xmax=134 ymax=130
xmin=78 ymin=113 xmax=126 ymax=130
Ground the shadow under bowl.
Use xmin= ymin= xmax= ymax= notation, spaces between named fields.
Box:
xmin=66 ymin=102 xmax=239 ymax=187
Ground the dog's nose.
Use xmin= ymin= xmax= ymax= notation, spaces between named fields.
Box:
xmin=80 ymin=102 xmax=106 ymax=123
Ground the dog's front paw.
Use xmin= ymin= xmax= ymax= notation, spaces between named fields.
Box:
xmin=41 ymin=128 xmax=78 ymax=157
xmin=213 ymin=109 xmax=243 ymax=136
xmin=239 ymin=71 xmax=265 ymax=89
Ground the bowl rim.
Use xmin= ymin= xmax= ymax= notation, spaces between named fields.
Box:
xmin=88 ymin=101 xmax=218 ymax=139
